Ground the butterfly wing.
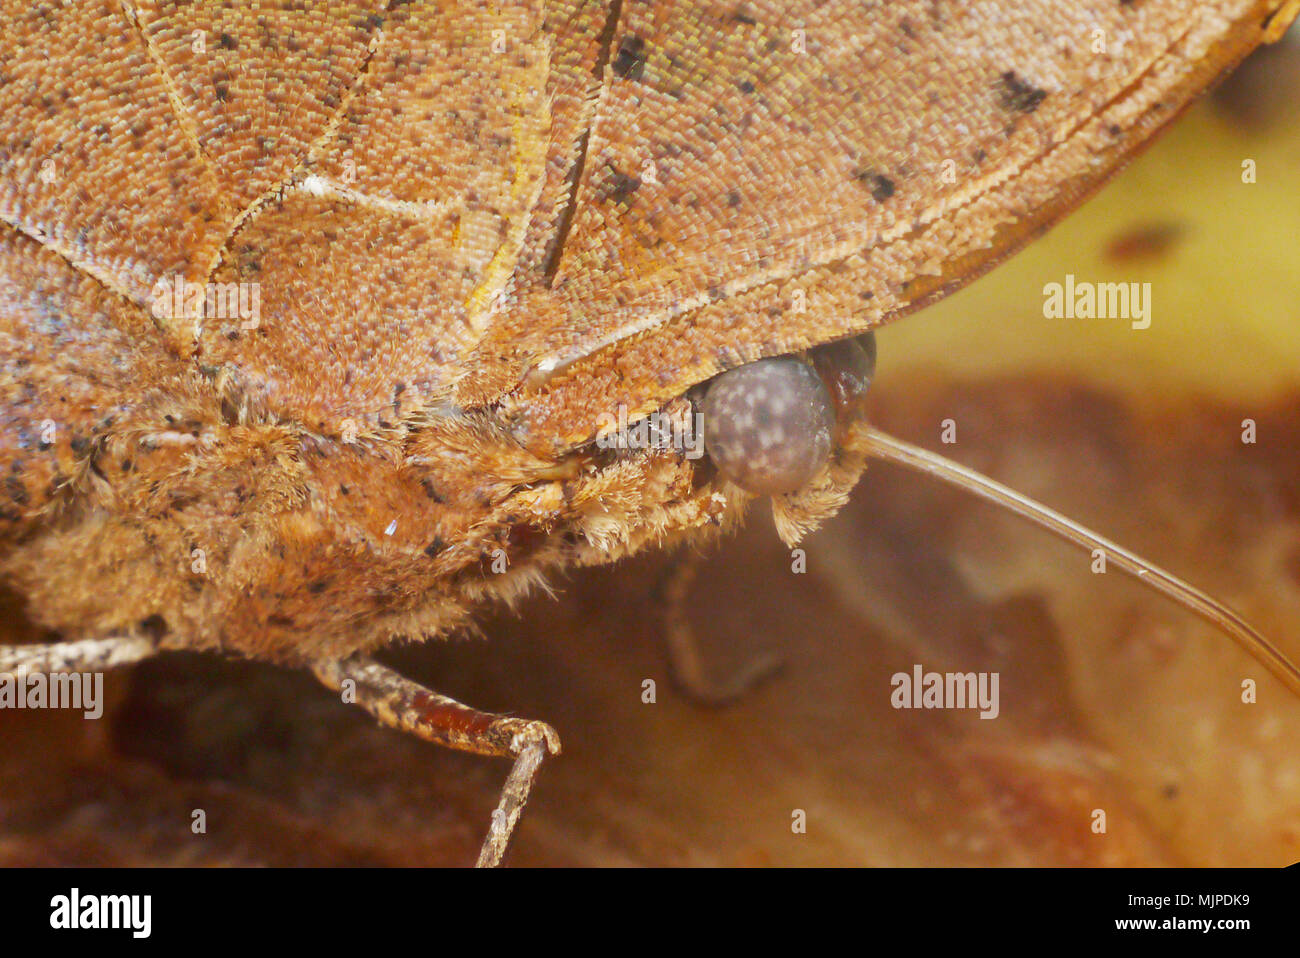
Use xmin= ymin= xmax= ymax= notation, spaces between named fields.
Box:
xmin=473 ymin=0 xmax=1294 ymax=451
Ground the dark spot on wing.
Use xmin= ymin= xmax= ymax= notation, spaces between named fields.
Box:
xmin=854 ymin=169 xmax=896 ymax=202
xmin=599 ymin=164 xmax=641 ymax=206
xmin=997 ymin=71 xmax=1048 ymax=113
xmin=612 ymin=35 xmax=646 ymax=81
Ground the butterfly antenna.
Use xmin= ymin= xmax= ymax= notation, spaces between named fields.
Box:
xmin=850 ymin=425 xmax=1300 ymax=698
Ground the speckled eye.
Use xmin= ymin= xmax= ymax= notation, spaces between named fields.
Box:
xmin=702 ymin=356 xmax=835 ymax=495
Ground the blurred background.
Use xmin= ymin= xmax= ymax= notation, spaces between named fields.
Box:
xmin=2 ymin=27 xmax=1298 ymax=867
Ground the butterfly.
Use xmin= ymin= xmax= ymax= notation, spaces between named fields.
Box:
xmin=0 ymin=0 xmax=1296 ymax=865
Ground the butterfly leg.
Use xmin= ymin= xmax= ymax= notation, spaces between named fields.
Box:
xmin=0 ymin=635 xmax=159 ymax=674
xmin=661 ymin=550 xmax=783 ymax=706
xmin=309 ymin=655 xmax=560 ymax=868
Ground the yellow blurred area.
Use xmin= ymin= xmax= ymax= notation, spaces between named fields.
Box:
xmin=885 ymin=43 xmax=1300 ymax=405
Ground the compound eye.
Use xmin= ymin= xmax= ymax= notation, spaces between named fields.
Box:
xmin=702 ymin=356 xmax=835 ymax=495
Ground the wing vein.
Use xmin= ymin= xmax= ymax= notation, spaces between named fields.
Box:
xmin=541 ymin=0 xmax=626 ymax=283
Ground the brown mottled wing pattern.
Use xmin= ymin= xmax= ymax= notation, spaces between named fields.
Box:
xmin=475 ymin=0 xmax=1290 ymax=451
xmin=192 ymin=0 xmax=561 ymax=426
xmin=0 ymin=0 xmax=582 ymax=659
xmin=0 ymin=0 xmax=573 ymax=429
xmin=0 ymin=0 xmax=1291 ymax=661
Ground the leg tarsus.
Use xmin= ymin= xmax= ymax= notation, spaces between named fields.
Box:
xmin=476 ymin=726 xmax=552 ymax=868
